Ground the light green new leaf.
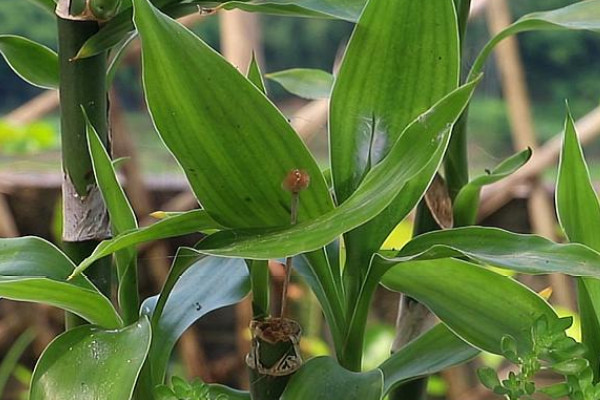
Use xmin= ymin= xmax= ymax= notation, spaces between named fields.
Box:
xmin=266 ymin=68 xmax=334 ymax=100
xmin=281 ymin=357 xmax=383 ymax=400
xmin=72 ymin=210 xmax=222 ymax=278
xmin=0 ymin=35 xmax=58 ymax=89
xmin=86 ymin=113 xmax=139 ymax=324
xmin=556 ymin=111 xmax=600 ymax=377
xmin=454 ymin=148 xmax=532 ymax=226
xmin=389 ymin=226 xmax=600 ymax=277
xmin=134 ymin=0 xmax=333 ymax=229
xmin=195 ymin=79 xmax=479 ymax=259
xmin=379 ymin=324 xmax=478 ymax=395
xmin=30 ymin=318 xmax=151 ymax=400
xmin=219 ymin=0 xmax=366 ymax=22
xmin=0 ymin=237 xmax=121 ymax=328
xmin=380 ymin=258 xmax=557 ymax=354
xmin=469 ymin=0 xmax=600 ymax=81
xmin=141 ymin=253 xmax=250 ymax=383
xmin=330 ymin=0 xmax=459 ymax=204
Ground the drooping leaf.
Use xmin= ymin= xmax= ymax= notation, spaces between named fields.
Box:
xmin=556 ymin=110 xmax=600 ymax=377
xmin=0 ymin=35 xmax=59 ymax=89
xmin=195 ymin=79 xmax=479 ymax=259
xmin=469 ymin=0 xmax=600 ymax=81
xmin=266 ymin=68 xmax=334 ymax=100
xmin=86 ymin=112 xmax=139 ymax=324
xmin=72 ymin=210 xmax=222 ymax=278
xmin=30 ymin=318 xmax=151 ymax=400
xmin=386 ymin=226 xmax=600 ymax=277
xmin=141 ymin=253 xmax=250 ymax=382
xmin=0 ymin=237 xmax=121 ymax=328
xmin=380 ymin=258 xmax=557 ymax=354
xmin=379 ymin=324 xmax=479 ymax=395
xmin=133 ymin=0 xmax=334 ymax=229
xmin=281 ymin=357 xmax=383 ymax=400
xmin=454 ymin=148 xmax=532 ymax=226
xmin=219 ymin=0 xmax=366 ymax=22
xmin=330 ymin=0 xmax=459 ymax=204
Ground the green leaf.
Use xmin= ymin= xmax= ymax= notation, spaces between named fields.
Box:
xmin=249 ymin=259 xmax=270 ymax=319
xmin=330 ymin=0 xmax=459 ymax=204
xmin=0 ymin=329 xmax=35 ymax=398
xmin=30 ymin=318 xmax=151 ymax=400
xmin=454 ymin=148 xmax=532 ymax=226
xmin=75 ymin=2 xmax=213 ymax=59
xmin=556 ymin=110 xmax=600 ymax=377
xmin=387 ymin=226 xmax=600 ymax=277
xmin=72 ymin=210 xmax=222 ymax=278
xmin=379 ymin=324 xmax=478 ymax=394
xmin=0 ymin=35 xmax=59 ymax=89
xmin=141 ymin=253 xmax=250 ymax=383
xmin=219 ymin=0 xmax=366 ymax=22
xmin=552 ymin=359 xmax=589 ymax=375
xmin=208 ymin=384 xmax=250 ymax=400
xmin=469 ymin=0 xmax=600 ymax=82
xmin=380 ymin=257 xmax=557 ymax=354
xmin=477 ymin=367 xmax=501 ymax=391
xmin=281 ymin=357 xmax=383 ymax=400
xmin=24 ymin=0 xmax=56 ymax=14
xmin=247 ymin=53 xmax=266 ymax=94
xmin=85 ymin=110 xmax=139 ymax=324
xmin=266 ymin=68 xmax=334 ymax=100
xmin=0 ymin=237 xmax=121 ymax=328
xmin=195 ymin=79 xmax=479 ymax=259
xmin=133 ymin=0 xmax=334 ymax=229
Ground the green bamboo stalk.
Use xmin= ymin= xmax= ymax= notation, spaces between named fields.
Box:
xmin=391 ymin=2 xmax=472 ymax=399
xmin=57 ymin=3 xmax=113 ymax=329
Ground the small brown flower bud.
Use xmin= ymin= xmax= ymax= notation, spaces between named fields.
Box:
xmin=282 ymin=169 xmax=310 ymax=193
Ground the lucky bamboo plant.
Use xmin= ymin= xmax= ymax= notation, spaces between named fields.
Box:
xmin=2 ymin=0 xmax=600 ymax=399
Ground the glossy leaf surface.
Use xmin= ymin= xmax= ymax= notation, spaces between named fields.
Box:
xmin=141 ymin=254 xmax=250 ymax=382
xmin=266 ymin=68 xmax=334 ymax=99
xmin=0 ymin=237 xmax=121 ymax=328
xmin=379 ymin=324 xmax=478 ymax=394
xmin=556 ymin=111 xmax=600 ymax=376
xmin=220 ymin=0 xmax=366 ymax=22
xmin=388 ymin=226 xmax=600 ymax=277
xmin=0 ymin=35 xmax=58 ymax=89
xmin=454 ymin=148 xmax=532 ymax=226
xmin=470 ymin=0 xmax=600 ymax=81
xmin=380 ymin=258 xmax=557 ymax=354
xmin=196 ymin=79 xmax=478 ymax=259
xmin=134 ymin=0 xmax=333 ymax=229
xmin=281 ymin=357 xmax=383 ymax=400
xmin=30 ymin=318 xmax=151 ymax=400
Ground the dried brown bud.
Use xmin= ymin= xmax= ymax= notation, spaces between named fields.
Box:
xmin=282 ymin=169 xmax=310 ymax=193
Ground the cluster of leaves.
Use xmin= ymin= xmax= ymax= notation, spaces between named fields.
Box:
xmin=154 ymin=376 xmax=228 ymax=400
xmin=478 ymin=315 xmax=600 ymax=400
xmin=0 ymin=120 xmax=57 ymax=154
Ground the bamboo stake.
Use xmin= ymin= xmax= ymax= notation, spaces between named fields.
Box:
xmin=485 ymin=0 xmax=572 ymax=308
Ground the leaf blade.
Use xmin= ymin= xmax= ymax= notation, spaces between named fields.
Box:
xmin=0 ymin=35 xmax=59 ymax=89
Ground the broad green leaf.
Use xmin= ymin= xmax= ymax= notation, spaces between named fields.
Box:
xmin=556 ymin=111 xmax=600 ymax=377
xmin=133 ymin=0 xmax=333 ymax=229
xmin=388 ymin=226 xmax=600 ymax=277
xmin=454 ymin=148 xmax=532 ymax=226
xmin=195 ymin=79 xmax=479 ymax=259
xmin=30 ymin=318 xmax=151 ymax=400
xmin=266 ymin=68 xmax=334 ymax=100
xmin=0 ymin=237 xmax=121 ymax=328
xmin=72 ymin=210 xmax=222 ymax=278
xmin=0 ymin=35 xmax=59 ymax=89
xmin=24 ymin=0 xmax=56 ymax=13
xmin=76 ymin=2 xmax=213 ymax=59
xmin=330 ymin=0 xmax=459 ymax=204
xmin=281 ymin=357 xmax=383 ymax=400
xmin=469 ymin=0 xmax=600 ymax=82
xmin=379 ymin=324 xmax=478 ymax=395
xmin=141 ymin=253 xmax=250 ymax=382
xmin=86 ymin=112 xmax=139 ymax=324
xmin=380 ymin=258 xmax=557 ymax=354
xmin=219 ymin=0 xmax=366 ymax=22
